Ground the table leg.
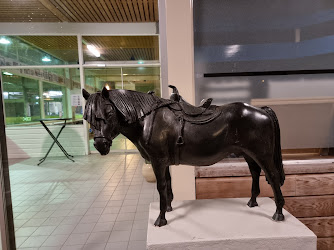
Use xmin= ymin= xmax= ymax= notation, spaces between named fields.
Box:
xmin=38 ymin=121 xmax=75 ymax=165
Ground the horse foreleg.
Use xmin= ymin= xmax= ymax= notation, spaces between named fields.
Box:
xmin=152 ymin=162 xmax=168 ymax=227
xmin=166 ymin=166 xmax=173 ymax=212
xmin=244 ymin=155 xmax=261 ymax=207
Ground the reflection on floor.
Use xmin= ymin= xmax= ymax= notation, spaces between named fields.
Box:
xmin=10 ymin=153 xmax=158 ymax=250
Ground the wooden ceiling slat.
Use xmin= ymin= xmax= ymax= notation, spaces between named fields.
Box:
xmin=154 ymin=0 xmax=158 ymax=21
xmin=0 ymin=0 xmax=158 ymax=22
xmin=71 ymin=1 xmax=93 ymax=22
xmin=87 ymin=0 xmax=106 ymax=22
xmin=50 ymin=0 xmax=75 ymax=22
xmin=143 ymin=0 xmax=149 ymax=22
xmin=38 ymin=0 xmax=70 ymax=22
xmin=110 ymin=0 xmax=124 ymax=22
xmin=126 ymin=0 xmax=137 ymax=22
xmin=104 ymin=0 xmax=120 ymax=22
xmin=120 ymin=1 xmax=133 ymax=22
xmin=99 ymin=0 xmax=115 ymax=22
xmin=148 ymin=0 xmax=154 ymax=22
xmin=137 ymin=0 xmax=145 ymax=22
xmin=132 ymin=1 xmax=141 ymax=21
xmin=93 ymin=0 xmax=110 ymax=22
xmin=60 ymin=0 xmax=85 ymax=22
xmin=115 ymin=0 xmax=128 ymax=22
xmin=67 ymin=0 xmax=90 ymax=22
xmin=80 ymin=1 xmax=99 ymax=22
xmin=83 ymin=0 xmax=103 ymax=22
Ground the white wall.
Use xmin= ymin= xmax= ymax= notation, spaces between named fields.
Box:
xmin=6 ymin=125 xmax=85 ymax=159
xmin=162 ymin=0 xmax=196 ymax=200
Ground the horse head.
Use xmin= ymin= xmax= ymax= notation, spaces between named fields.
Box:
xmin=82 ymin=87 xmax=120 ymax=155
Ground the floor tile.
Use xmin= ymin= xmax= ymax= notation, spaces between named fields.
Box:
xmin=93 ymin=222 xmax=114 ymax=232
xmin=15 ymin=226 xmax=38 ymax=237
xmin=9 ymin=154 xmax=153 ymax=250
xmin=86 ymin=231 xmax=110 ymax=244
xmin=72 ymin=223 xmax=96 ymax=234
xmin=105 ymin=241 xmax=128 ymax=250
xmin=41 ymin=233 xmax=69 ymax=247
xmin=130 ymin=229 xmax=147 ymax=241
xmin=64 ymin=233 xmax=90 ymax=246
xmin=128 ymin=240 xmax=146 ymax=250
xmin=51 ymin=224 xmax=76 ymax=235
xmin=108 ymin=230 xmax=131 ymax=242
xmin=116 ymin=213 xmax=135 ymax=222
xmin=113 ymin=221 xmax=133 ymax=231
xmin=82 ymin=243 xmax=106 ymax=250
xmin=20 ymin=235 xmax=48 ymax=248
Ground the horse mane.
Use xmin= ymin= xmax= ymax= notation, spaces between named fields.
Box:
xmin=108 ymin=89 xmax=171 ymax=124
xmin=83 ymin=92 xmax=105 ymax=130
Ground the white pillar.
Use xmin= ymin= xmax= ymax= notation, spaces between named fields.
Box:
xmin=161 ymin=0 xmax=196 ymax=200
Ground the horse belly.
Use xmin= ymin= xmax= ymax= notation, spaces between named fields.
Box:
xmin=179 ymin=122 xmax=233 ymax=166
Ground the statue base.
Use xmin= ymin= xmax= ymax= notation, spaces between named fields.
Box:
xmin=147 ymin=198 xmax=316 ymax=250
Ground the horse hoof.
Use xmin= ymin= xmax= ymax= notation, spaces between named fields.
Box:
xmin=154 ymin=217 xmax=167 ymax=227
xmin=167 ymin=206 xmax=173 ymax=212
xmin=247 ymin=199 xmax=258 ymax=207
xmin=272 ymin=213 xmax=285 ymax=221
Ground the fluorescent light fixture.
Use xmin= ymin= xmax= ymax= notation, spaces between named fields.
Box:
xmin=87 ymin=45 xmax=100 ymax=57
xmin=105 ymin=84 xmax=111 ymax=90
xmin=0 ymin=38 xmax=10 ymax=44
xmin=97 ymin=64 xmax=105 ymax=67
xmin=42 ymin=56 xmax=51 ymax=62
xmin=138 ymin=60 xmax=144 ymax=64
xmin=123 ymin=74 xmax=129 ymax=76
xmin=3 ymin=72 xmax=13 ymax=76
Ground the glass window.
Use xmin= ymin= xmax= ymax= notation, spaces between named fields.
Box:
xmin=82 ymin=36 xmax=159 ymax=63
xmin=0 ymin=36 xmax=78 ymax=66
xmin=84 ymin=68 xmax=122 ymax=92
xmin=84 ymin=68 xmax=126 ymax=152
xmin=2 ymin=68 xmax=81 ymax=126
xmin=122 ymin=66 xmax=160 ymax=96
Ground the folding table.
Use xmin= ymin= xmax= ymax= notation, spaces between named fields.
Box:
xmin=38 ymin=118 xmax=75 ymax=165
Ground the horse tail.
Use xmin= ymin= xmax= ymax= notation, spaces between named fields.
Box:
xmin=261 ymin=106 xmax=285 ymax=186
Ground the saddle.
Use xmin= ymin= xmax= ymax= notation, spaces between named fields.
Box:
xmin=167 ymin=85 xmax=222 ymax=149
xmin=168 ymin=85 xmax=221 ymax=124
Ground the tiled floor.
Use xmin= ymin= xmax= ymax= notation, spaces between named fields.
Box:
xmin=10 ymin=153 xmax=158 ymax=250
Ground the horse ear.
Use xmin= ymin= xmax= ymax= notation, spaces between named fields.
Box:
xmin=82 ymin=89 xmax=90 ymax=100
xmin=102 ymin=87 xmax=109 ymax=99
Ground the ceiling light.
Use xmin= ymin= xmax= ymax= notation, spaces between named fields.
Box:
xmin=138 ymin=60 xmax=144 ymax=64
xmin=87 ymin=45 xmax=100 ymax=57
xmin=3 ymin=72 xmax=13 ymax=76
xmin=42 ymin=57 xmax=51 ymax=62
xmin=0 ymin=38 xmax=10 ymax=44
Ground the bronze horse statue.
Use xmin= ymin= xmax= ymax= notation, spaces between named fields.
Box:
xmin=82 ymin=86 xmax=285 ymax=227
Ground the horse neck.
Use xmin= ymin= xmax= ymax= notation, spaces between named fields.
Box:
xmin=118 ymin=117 xmax=143 ymax=143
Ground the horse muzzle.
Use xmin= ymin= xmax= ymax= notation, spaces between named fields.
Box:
xmin=94 ymin=137 xmax=112 ymax=155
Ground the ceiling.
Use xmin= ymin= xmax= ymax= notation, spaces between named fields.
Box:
xmin=0 ymin=0 xmax=159 ymax=23
xmin=16 ymin=35 xmax=159 ymax=62
xmin=0 ymin=1 xmax=159 ymax=62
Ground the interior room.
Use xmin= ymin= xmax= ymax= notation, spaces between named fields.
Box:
xmin=0 ymin=0 xmax=333 ymax=249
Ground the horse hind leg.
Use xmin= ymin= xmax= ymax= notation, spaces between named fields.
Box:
xmin=166 ymin=166 xmax=174 ymax=212
xmin=244 ymin=155 xmax=261 ymax=207
xmin=258 ymin=157 xmax=285 ymax=221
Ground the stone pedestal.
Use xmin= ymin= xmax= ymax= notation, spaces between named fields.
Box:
xmin=147 ymin=198 xmax=316 ymax=250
